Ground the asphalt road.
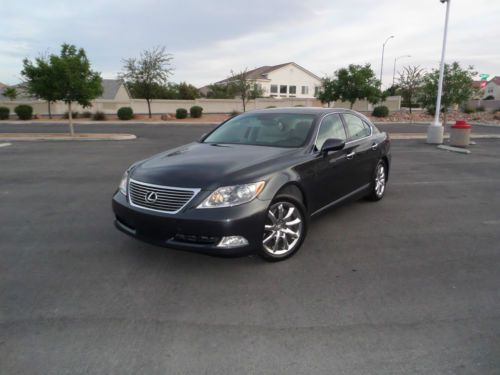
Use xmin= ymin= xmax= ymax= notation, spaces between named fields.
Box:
xmin=1 ymin=120 xmax=500 ymax=136
xmin=1 ymin=125 xmax=499 ymax=374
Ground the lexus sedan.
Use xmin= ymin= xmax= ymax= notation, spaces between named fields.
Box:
xmin=112 ymin=108 xmax=391 ymax=261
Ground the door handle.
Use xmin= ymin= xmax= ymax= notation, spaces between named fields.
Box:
xmin=371 ymin=142 xmax=378 ymax=151
xmin=346 ymin=152 xmax=355 ymax=160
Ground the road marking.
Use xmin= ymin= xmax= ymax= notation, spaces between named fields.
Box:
xmin=0 ymin=143 xmax=12 ymax=148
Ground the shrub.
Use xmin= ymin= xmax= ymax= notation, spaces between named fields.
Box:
xmin=476 ymin=106 xmax=485 ymax=112
xmin=266 ymin=106 xmax=276 ymax=109
xmin=14 ymin=104 xmax=33 ymax=120
xmin=294 ymin=105 xmax=304 ymax=107
xmin=175 ymin=108 xmax=188 ymax=119
xmin=484 ymin=95 xmax=495 ymax=100
xmin=463 ymin=106 xmax=475 ymax=114
xmin=117 ymin=106 xmax=134 ymax=120
xmin=92 ymin=111 xmax=106 ymax=121
xmin=372 ymin=105 xmax=389 ymax=118
xmin=63 ymin=111 xmax=79 ymax=119
xmin=0 ymin=106 xmax=9 ymax=120
xmin=81 ymin=111 xmax=92 ymax=118
xmin=230 ymin=110 xmax=240 ymax=117
xmin=494 ymin=111 xmax=500 ymax=121
xmin=189 ymin=105 xmax=203 ymax=118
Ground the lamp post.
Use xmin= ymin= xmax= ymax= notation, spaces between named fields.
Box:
xmin=427 ymin=0 xmax=451 ymax=144
xmin=392 ymin=55 xmax=411 ymax=87
xmin=379 ymin=35 xmax=394 ymax=89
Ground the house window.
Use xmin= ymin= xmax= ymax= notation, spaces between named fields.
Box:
xmin=314 ymin=86 xmax=319 ymax=97
xmin=289 ymin=86 xmax=296 ymax=95
xmin=270 ymin=85 xmax=278 ymax=94
xmin=280 ymin=85 xmax=287 ymax=94
xmin=301 ymin=86 xmax=309 ymax=95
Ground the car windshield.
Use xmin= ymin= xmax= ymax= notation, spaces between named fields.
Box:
xmin=203 ymin=113 xmax=316 ymax=148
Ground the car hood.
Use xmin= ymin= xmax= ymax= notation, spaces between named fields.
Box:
xmin=130 ymin=142 xmax=299 ymax=189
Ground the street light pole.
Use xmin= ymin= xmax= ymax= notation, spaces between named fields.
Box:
xmin=427 ymin=0 xmax=451 ymax=144
xmin=392 ymin=55 xmax=411 ymax=87
xmin=379 ymin=35 xmax=394 ymax=89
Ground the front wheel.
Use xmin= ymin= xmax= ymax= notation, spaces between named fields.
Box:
xmin=367 ymin=160 xmax=387 ymax=201
xmin=258 ymin=198 xmax=307 ymax=261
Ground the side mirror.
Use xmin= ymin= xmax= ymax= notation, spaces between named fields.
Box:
xmin=321 ymin=138 xmax=345 ymax=154
xmin=199 ymin=133 xmax=207 ymax=142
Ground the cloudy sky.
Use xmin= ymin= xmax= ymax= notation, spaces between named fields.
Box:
xmin=1 ymin=0 xmax=499 ymax=87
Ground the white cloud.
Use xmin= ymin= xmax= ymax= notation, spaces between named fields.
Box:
xmin=1 ymin=0 xmax=499 ymax=86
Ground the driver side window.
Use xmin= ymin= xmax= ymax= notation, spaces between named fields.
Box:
xmin=315 ymin=114 xmax=346 ymax=150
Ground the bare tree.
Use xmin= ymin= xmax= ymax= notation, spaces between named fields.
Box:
xmin=120 ymin=47 xmax=173 ymax=118
xmin=398 ymin=65 xmax=424 ymax=114
xmin=229 ymin=69 xmax=263 ymax=112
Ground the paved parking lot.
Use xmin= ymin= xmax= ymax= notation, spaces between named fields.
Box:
xmin=1 ymin=124 xmax=499 ymax=374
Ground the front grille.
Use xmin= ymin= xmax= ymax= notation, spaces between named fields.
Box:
xmin=129 ymin=179 xmax=200 ymax=214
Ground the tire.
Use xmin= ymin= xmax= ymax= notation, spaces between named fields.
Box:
xmin=367 ymin=160 xmax=387 ymax=201
xmin=258 ymin=195 xmax=308 ymax=262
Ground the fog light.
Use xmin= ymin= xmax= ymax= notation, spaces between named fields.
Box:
xmin=217 ymin=236 xmax=249 ymax=248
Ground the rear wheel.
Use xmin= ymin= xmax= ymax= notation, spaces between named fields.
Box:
xmin=367 ymin=160 xmax=387 ymax=201
xmin=258 ymin=197 xmax=307 ymax=261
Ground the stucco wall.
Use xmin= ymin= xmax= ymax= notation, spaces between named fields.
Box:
xmin=0 ymin=96 xmax=401 ymax=117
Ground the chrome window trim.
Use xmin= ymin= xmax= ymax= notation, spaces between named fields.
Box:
xmin=311 ymin=111 xmax=374 ymax=153
xmin=128 ymin=178 xmax=201 ymax=215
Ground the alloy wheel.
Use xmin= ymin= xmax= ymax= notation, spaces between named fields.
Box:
xmin=263 ymin=201 xmax=303 ymax=256
xmin=375 ymin=163 xmax=386 ymax=198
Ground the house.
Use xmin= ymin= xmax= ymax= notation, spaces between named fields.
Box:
xmin=483 ymin=76 xmax=500 ymax=99
xmin=100 ymin=79 xmax=130 ymax=101
xmin=202 ymin=62 xmax=322 ymax=99
xmin=0 ymin=79 xmax=130 ymax=102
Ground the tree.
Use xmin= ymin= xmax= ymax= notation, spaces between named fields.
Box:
xmin=419 ymin=62 xmax=476 ymax=126
xmin=2 ymin=87 xmax=17 ymax=101
xmin=398 ymin=65 xmax=424 ymax=114
xmin=206 ymin=83 xmax=236 ymax=99
xmin=327 ymin=64 xmax=382 ymax=109
xmin=49 ymin=44 xmax=103 ymax=135
xmin=228 ymin=69 xmax=263 ymax=112
xmin=317 ymin=76 xmax=338 ymax=107
xmin=21 ymin=55 xmax=59 ymax=118
xmin=120 ymin=46 xmax=173 ymax=118
xmin=177 ymin=82 xmax=200 ymax=100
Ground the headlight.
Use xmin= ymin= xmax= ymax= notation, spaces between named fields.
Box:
xmin=118 ymin=171 xmax=128 ymax=195
xmin=198 ymin=181 xmax=266 ymax=208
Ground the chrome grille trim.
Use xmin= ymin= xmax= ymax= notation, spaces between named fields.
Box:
xmin=128 ymin=178 xmax=201 ymax=214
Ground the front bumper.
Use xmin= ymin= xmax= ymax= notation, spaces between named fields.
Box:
xmin=112 ymin=192 xmax=269 ymax=256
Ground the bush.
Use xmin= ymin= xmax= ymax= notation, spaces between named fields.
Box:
xmin=14 ymin=104 xmax=33 ymax=120
xmin=117 ymin=106 xmax=134 ymax=120
xmin=230 ymin=110 xmax=240 ymax=117
xmin=476 ymin=106 xmax=485 ymax=112
xmin=494 ymin=111 xmax=500 ymax=121
xmin=63 ymin=111 xmax=79 ymax=119
xmin=372 ymin=105 xmax=389 ymax=118
xmin=294 ymin=105 xmax=305 ymax=107
xmin=266 ymin=106 xmax=276 ymax=109
xmin=484 ymin=95 xmax=495 ymax=100
xmin=463 ymin=106 xmax=475 ymax=114
xmin=176 ymin=108 xmax=188 ymax=119
xmin=81 ymin=111 xmax=92 ymax=118
xmin=92 ymin=111 xmax=106 ymax=121
xmin=189 ymin=105 xmax=203 ymax=118
xmin=0 ymin=106 xmax=9 ymax=120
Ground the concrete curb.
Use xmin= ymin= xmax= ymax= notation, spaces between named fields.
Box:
xmin=0 ymin=133 xmax=137 ymax=141
xmin=437 ymin=145 xmax=471 ymax=154
xmin=0 ymin=120 xmax=220 ymax=126
xmin=389 ymin=133 xmax=500 ymax=140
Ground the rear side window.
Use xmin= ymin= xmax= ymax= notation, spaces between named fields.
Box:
xmin=343 ymin=113 xmax=371 ymax=141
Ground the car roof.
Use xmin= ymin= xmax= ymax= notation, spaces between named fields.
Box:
xmin=242 ymin=107 xmax=357 ymax=117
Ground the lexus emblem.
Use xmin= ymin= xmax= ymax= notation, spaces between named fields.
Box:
xmin=145 ymin=191 xmax=158 ymax=203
